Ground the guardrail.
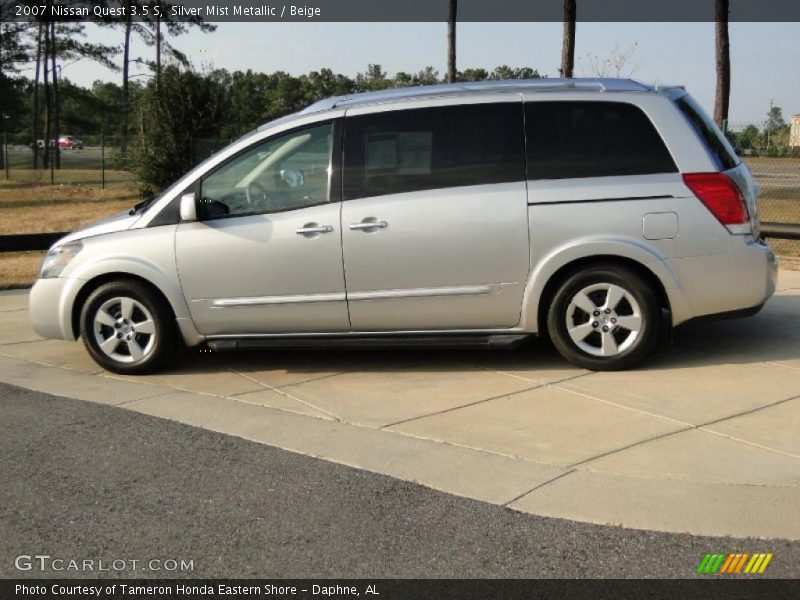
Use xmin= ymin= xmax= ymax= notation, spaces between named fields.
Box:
xmin=761 ymin=222 xmax=800 ymax=241
xmin=0 ymin=232 xmax=69 ymax=253
xmin=0 ymin=223 xmax=798 ymax=254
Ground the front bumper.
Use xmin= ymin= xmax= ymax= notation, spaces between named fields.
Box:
xmin=28 ymin=277 xmax=82 ymax=341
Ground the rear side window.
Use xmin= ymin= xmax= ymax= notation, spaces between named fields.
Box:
xmin=675 ymin=95 xmax=739 ymax=171
xmin=525 ymin=101 xmax=677 ymax=180
xmin=343 ymin=103 xmax=524 ymax=200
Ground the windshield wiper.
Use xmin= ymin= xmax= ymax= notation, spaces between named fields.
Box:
xmin=129 ymin=196 xmax=156 ymax=215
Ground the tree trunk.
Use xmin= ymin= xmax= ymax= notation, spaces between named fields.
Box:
xmin=155 ymin=17 xmax=161 ymax=91
xmin=50 ymin=21 xmax=60 ymax=169
xmin=560 ymin=0 xmax=576 ymax=78
xmin=122 ymin=16 xmax=131 ymax=147
xmin=122 ymin=19 xmax=131 ymax=99
xmin=32 ymin=23 xmax=42 ymax=168
xmin=0 ymin=21 xmax=4 ymax=172
xmin=447 ymin=0 xmax=456 ymax=83
xmin=42 ymin=23 xmax=50 ymax=170
xmin=714 ymin=0 xmax=730 ymax=128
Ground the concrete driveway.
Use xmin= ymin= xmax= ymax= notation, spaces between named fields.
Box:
xmin=1 ymin=270 xmax=799 ymax=540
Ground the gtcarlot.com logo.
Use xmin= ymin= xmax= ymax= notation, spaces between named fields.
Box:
xmin=696 ymin=552 xmax=773 ymax=575
xmin=14 ymin=554 xmax=194 ymax=572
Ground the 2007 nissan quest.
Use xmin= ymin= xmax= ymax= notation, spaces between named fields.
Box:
xmin=29 ymin=79 xmax=778 ymax=374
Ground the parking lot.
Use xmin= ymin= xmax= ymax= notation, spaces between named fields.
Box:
xmin=1 ymin=269 xmax=799 ymax=541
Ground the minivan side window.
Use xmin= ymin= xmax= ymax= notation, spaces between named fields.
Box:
xmin=199 ymin=121 xmax=333 ymax=219
xmin=343 ymin=103 xmax=524 ymax=201
xmin=674 ymin=95 xmax=739 ymax=171
xmin=525 ymin=101 xmax=677 ymax=180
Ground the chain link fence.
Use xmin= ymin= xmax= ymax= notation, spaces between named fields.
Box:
xmin=728 ymin=119 xmax=800 ymax=257
xmin=0 ymin=133 xmax=233 ymax=187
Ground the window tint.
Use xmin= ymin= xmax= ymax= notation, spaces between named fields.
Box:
xmin=200 ymin=122 xmax=333 ymax=219
xmin=343 ymin=103 xmax=524 ymax=200
xmin=525 ymin=101 xmax=677 ymax=180
xmin=675 ymin=95 xmax=739 ymax=171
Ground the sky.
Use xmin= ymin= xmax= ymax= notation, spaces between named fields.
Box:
xmin=48 ymin=21 xmax=799 ymax=126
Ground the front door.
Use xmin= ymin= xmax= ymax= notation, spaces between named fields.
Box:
xmin=175 ymin=120 xmax=350 ymax=335
xmin=340 ymin=102 xmax=530 ymax=331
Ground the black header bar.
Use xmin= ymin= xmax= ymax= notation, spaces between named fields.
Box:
xmin=5 ymin=0 xmax=800 ymax=23
xmin=3 ymin=579 xmax=800 ymax=600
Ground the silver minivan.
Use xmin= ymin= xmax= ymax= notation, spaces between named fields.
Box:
xmin=29 ymin=79 xmax=778 ymax=373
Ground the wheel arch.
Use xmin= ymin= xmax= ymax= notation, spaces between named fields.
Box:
xmin=534 ymin=255 xmax=672 ymax=336
xmin=68 ymin=266 xmax=202 ymax=347
xmin=71 ymin=273 xmax=174 ymax=340
xmin=520 ymin=239 xmax=688 ymax=334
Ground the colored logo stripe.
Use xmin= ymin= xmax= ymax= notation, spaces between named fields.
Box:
xmin=745 ymin=553 xmax=773 ymax=574
xmin=697 ymin=553 xmax=726 ymax=574
xmin=719 ymin=553 xmax=749 ymax=573
xmin=697 ymin=553 xmax=773 ymax=574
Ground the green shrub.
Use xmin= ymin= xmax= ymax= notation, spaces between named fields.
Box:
xmin=129 ymin=67 xmax=227 ymax=195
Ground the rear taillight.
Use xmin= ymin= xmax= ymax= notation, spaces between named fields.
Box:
xmin=682 ymin=173 xmax=750 ymax=233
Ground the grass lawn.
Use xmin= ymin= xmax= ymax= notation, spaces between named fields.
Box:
xmin=0 ymin=169 xmax=139 ymax=234
xmin=757 ymin=191 xmax=800 ymax=223
xmin=0 ymin=252 xmax=44 ymax=290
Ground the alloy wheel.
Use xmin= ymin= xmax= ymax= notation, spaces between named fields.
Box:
xmin=92 ymin=296 xmax=157 ymax=364
xmin=564 ymin=283 xmax=643 ymax=357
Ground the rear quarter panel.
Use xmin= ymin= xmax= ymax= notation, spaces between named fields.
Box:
xmin=521 ymin=176 xmax=735 ymax=331
xmin=520 ymin=92 xmax=742 ymax=331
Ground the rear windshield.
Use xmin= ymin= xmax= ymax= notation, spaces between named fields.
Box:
xmin=675 ymin=95 xmax=739 ymax=171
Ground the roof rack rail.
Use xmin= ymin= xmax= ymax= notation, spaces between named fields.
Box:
xmin=293 ymin=78 xmax=652 ymax=118
xmin=519 ymin=81 xmax=607 ymax=92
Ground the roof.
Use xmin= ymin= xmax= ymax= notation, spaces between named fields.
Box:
xmin=298 ymin=78 xmax=656 ymax=115
xmin=256 ymin=78 xmax=674 ymax=132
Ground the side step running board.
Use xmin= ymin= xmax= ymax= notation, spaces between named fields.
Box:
xmin=206 ymin=334 xmax=530 ymax=352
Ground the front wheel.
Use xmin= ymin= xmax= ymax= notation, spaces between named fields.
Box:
xmin=546 ymin=266 xmax=661 ymax=371
xmin=80 ymin=280 xmax=177 ymax=374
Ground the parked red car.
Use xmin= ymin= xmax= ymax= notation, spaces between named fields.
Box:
xmin=31 ymin=136 xmax=85 ymax=150
xmin=57 ymin=136 xmax=84 ymax=149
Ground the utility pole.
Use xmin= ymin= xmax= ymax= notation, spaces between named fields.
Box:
xmin=447 ymin=0 xmax=457 ymax=83
xmin=766 ymin=98 xmax=773 ymax=150
xmin=2 ymin=113 xmax=8 ymax=180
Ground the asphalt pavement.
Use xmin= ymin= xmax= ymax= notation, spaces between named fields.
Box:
xmin=1 ymin=381 xmax=798 ymax=579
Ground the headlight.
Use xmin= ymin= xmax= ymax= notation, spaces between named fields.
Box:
xmin=40 ymin=241 xmax=83 ymax=279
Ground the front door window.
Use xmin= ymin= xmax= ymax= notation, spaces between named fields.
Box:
xmin=200 ymin=122 xmax=334 ymax=219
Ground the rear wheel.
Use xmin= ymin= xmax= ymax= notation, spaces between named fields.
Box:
xmin=546 ymin=265 xmax=660 ymax=371
xmin=80 ymin=280 xmax=177 ymax=374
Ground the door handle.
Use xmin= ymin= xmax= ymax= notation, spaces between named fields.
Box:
xmin=349 ymin=220 xmax=388 ymax=230
xmin=296 ymin=225 xmax=333 ymax=235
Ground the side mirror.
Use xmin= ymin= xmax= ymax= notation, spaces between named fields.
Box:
xmin=179 ymin=192 xmax=197 ymax=222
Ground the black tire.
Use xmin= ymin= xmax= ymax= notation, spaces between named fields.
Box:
xmin=79 ymin=280 xmax=177 ymax=374
xmin=546 ymin=265 xmax=661 ymax=371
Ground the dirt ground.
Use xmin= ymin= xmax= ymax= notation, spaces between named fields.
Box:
xmin=0 ymin=170 xmax=140 ymax=288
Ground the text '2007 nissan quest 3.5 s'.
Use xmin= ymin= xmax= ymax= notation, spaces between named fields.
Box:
xmin=29 ymin=79 xmax=778 ymax=374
